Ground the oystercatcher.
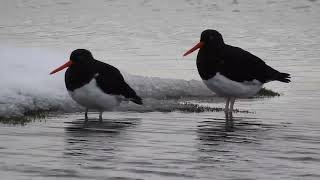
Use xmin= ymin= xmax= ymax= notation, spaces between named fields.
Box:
xmin=183 ymin=29 xmax=290 ymax=113
xmin=50 ymin=49 xmax=142 ymax=122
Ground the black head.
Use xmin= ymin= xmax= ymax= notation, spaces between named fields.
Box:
xmin=183 ymin=29 xmax=225 ymax=56
xmin=50 ymin=49 xmax=94 ymax=75
xmin=70 ymin=49 xmax=94 ymax=64
xmin=200 ymin=29 xmax=224 ymax=46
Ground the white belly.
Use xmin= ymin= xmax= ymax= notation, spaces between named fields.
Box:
xmin=203 ymin=73 xmax=263 ymax=98
xmin=68 ymin=79 xmax=121 ymax=110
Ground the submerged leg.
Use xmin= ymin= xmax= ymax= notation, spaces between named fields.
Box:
xmin=229 ymin=98 xmax=236 ymax=113
xmin=224 ymin=98 xmax=230 ymax=112
xmin=225 ymin=112 xmax=234 ymax=130
xmin=99 ymin=111 xmax=103 ymax=122
xmin=84 ymin=108 xmax=88 ymax=122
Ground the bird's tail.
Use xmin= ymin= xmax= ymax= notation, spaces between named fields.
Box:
xmin=130 ymin=95 xmax=143 ymax=105
xmin=276 ymin=72 xmax=291 ymax=83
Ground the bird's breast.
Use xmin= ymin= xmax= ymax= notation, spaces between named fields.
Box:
xmin=65 ymin=67 xmax=95 ymax=91
xmin=196 ymin=57 xmax=219 ymax=80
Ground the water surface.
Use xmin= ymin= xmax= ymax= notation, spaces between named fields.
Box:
xmin=1 ymin=0 xmax=320 ymax=179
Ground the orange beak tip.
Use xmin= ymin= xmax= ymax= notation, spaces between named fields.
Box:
xmin=183 ymin=41 xmax=204 ymax=57
xmin=49 ymin=60 xmax=73 ymax=75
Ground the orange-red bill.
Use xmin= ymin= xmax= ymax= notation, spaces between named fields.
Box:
xmin=50 ymin=60 xmax=73 ymax=75
xmin=183 ymin=41 xmax=204 ymax=56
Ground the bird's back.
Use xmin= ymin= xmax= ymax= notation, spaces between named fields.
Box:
xmin=93 ymin=60 xmax=143 ymax=104
xmin=65 ymin=60 xmax=142 ymax=105
xmin=214 ymin=45 xmax=290 ymax=83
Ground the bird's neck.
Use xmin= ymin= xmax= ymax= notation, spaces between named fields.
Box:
xmin=66 ymin=60 xmax=96 ymax=82
xmin=65 ymin=62 xmax=96 ymax=91
xmin=196 ymin=45 xmax=224 ymax=80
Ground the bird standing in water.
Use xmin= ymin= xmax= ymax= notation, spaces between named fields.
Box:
xmin=183 ymin=29 xmax=290 ymax=114
xmin=50 ymin=49 xmax=142 ymax=122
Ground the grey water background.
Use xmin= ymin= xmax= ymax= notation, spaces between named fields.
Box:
xmin=1 ymin=0 xmax=320 ymax=179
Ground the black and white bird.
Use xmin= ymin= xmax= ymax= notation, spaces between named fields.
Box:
xmin=50 ymin=49 xmax=142 ymax=121
xmin=183 ymin=29 xmax=290 ymax=113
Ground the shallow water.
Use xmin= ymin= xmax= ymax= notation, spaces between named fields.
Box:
xmin=1 ymin=110 xmax=320 ymax=180
xmin=1 ymin=0 xmax=320 ymax=179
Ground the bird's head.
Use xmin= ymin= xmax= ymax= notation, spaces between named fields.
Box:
xmin=70 ymin=49 xmax=94 ymax=64
xmin=183 ymin=29 xmax=224 ymax=56
xmin=50 ymin=49 xmax=94 ymax=75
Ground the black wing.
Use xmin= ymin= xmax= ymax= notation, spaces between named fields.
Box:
xmin=218 ymin=45 xmax=290 ymax=83
xmin=94 ymin=60 xmax=142 ymax=105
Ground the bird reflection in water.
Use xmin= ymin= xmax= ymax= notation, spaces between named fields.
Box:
xmin=196 ymin=111 xmax=261 ymax=144
xmin=197 ymin=113 xmax=236 ymax=144
xmin=65 ymin=117 xmax=140 ymax=134
xmin=225 ymin=112 xmax=234 ymax=131
xmin=63 ymin=117 xmax=140 ymax=159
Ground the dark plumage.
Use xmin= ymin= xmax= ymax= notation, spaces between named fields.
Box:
xmin=184 ymin=29 xmax=290 ymax=113
xmin=65 ymin=49 xmax=142 ymax=105
xmin=196 ymin=30 xmax=290 ymax=83
xmin=50 ymin=49 xmax=142 ymax=122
